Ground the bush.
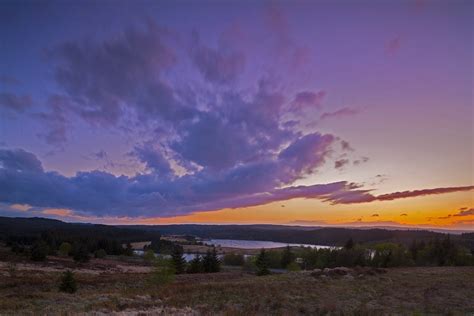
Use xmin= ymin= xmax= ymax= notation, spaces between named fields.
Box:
xmin=223 ymin=253 xmax=244 ymax=266
xmin=243 ymin=256 xmax=257 ymax=273
xmin=149 ymin=257 xmax=175 ymax=287
xmin=30 ymin=240 xmax=49 ymax=261
xmin=144 ymin=249 xmax=156 ymax=262
xmin=286 ymin=261 xmax=301 ymax=272
xmin=265 ymin=249 xmax=283 ymax=269
xmin=59 ymin=270 xmax=77 ymax=293
xmin=94 ymin=249 xmax=107 ymax=259
xmin=58 ymin=242 xmax=72 ymax=257
xmin=371 ymin=243 xmax=411 ymax=268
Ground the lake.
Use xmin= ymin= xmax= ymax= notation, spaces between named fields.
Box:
xmin=134 ymin=239 xmax=336 ymax=262
xmin=205 ymin=238 xmax=334 ymax=250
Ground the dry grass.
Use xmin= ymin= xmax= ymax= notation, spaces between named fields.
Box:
xmin=0 ymin=258 xmax=473 ymax=315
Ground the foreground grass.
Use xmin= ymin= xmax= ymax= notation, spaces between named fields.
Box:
xmin=0 ymin=264 xmax=473 ymax=315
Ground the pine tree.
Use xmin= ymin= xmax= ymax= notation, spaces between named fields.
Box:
xmin=171 ymin=246 xmax=186 ymax=274
xmin=187 ymin=255 xmax=203 ymax=273
xmin=203 ymin=249 xmax=212 ymax=273
xmin=255 ymin=249 xmax=270 ymax=276
xmin=59 ymin=270 xmax=77 ymax=293
xmin=203 ymin=247 xmax=220 ymax=273
xmin=210 ymin=247 xmax=220 ymax=272
xmin=409 ymin=240 xmax=418 ymax=262
xmin=281 ymin=245 xmax=294 ymax=269
xmin=344 ymin=238 xmax=354 ymax=250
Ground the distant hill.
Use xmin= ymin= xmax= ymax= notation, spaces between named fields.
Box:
xmin=1 ymin=217 xmax=472 ymax=251
xmin=121 ymin=224 xmax=474 ymax=250
xmin=0 ymin=216 xmax=161 ymax=242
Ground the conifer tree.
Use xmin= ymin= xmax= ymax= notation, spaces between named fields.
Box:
xmin=344 ymin=238 xmax=354 ymax=250
xmin=171 ymin=246 xmax=186 ymax=274
xmin=203 ymin=249 xmax=212 ymax=272
xmin=255 ymin=249 xmax=270 ymax=276
xmin=210 ymin=247 xmax=220 ymax=272
xmin=203 ymin=247 xmax=220 ymax=273
xmin=281 ymin=245 xmax=294 ymax=269
xmin=187 ymin=255 xmax=203 ymax=273
xmin=59 ymin=270 xmax=77 ymax=293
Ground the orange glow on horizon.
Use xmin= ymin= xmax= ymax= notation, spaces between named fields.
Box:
xmin=131 ymin=191 xmax=473 ymax=230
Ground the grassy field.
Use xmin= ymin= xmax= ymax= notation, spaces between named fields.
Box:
xmin=1 ymin=255 xmax=473 ymax=315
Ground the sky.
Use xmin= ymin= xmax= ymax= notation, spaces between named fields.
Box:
xmin=0 ymin=0 xmax=473 ymax=230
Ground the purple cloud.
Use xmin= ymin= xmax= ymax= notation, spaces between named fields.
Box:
xmin=334 ymin=159 xmax=350 ymax=170
xmin=34 ymin=95 xmax=69 ymax=146
xmin=0 ymin=133 xmax=339 ymax=217
xmin=330 ymin=186 xmax=474 ymax=204
xmin=133 ymin=145 xmax=173 ymax=178
xmin=292 ymin=91 xmax=326 ymax=110
xmin=191 ymin=31 xmax=245 ymax=84
xmin=0 ymin=149 xmax=43 ymax=173
xmin=2 ymin=147 xmax=473 ymax=218
xmin=48 ymin=23 xmax=194 ymax=127
xmin=320 ymin=107 xmax=358 ymax=120
xmin=0 ymin=92 xmax=32 ymax=112
xmin=353 ymin=156 xmax=369 ymax=166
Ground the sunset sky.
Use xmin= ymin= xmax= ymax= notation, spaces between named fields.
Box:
xmin=0 ymin=0 xmax=472 ymax=230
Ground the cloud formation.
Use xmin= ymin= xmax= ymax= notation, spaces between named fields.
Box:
xmin=1 ymin=15 xmax=471 ymax=222
xmin=328 ymin=186 xmax=474 ymax=204
xmin=320 ymin=107 xmax=358 ymax=120
xmin=0 ymin=92 xmax=32 ymax=112
xmin=1 ymin=147 xmax=473 ymax=218
xmin=191 ymin=31 xmax=245 ymax=84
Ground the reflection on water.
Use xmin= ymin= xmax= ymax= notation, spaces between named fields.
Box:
xmin=205 ymin=239 xmax=333 ymax=250
xmin=134 ymin=239 xmax=335 ymax=262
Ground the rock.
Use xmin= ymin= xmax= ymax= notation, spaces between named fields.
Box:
xmin=311 ymin=269 xmax=323 ymax=277
xmin=343 ymin=274 xmax=354 ymax=280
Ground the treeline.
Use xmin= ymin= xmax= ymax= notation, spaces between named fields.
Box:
xmin=0 ymin=217 xmax=162 ymax=243
xmin=223 ymin=237 xmax=474 ymax=275
xmin=8 ymin=230 xmax=137 ymax=262
xmin=128 ymin=224 xmax=474 ymax=251
xmin=0 ymin=217 xmax=163 ymax=262
xmin=144 ymin=238 xmax=183 ymax=255
xmin=171 ymin=247 xmax=220 ymax=274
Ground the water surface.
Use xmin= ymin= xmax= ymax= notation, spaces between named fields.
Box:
xmin=205 ymin=238 xmax=333 ymax=249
